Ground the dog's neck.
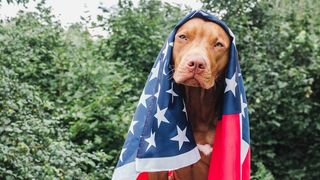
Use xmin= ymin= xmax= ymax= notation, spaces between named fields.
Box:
xmin=183 ymin=85 xmax=222 ymax=132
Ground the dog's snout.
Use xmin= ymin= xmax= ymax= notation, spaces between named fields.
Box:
xmin=186 ymin=56 xmax=207 ymax=73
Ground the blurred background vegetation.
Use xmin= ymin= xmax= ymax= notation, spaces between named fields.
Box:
xmin=0 ymin=0 xmax=319 ymax=179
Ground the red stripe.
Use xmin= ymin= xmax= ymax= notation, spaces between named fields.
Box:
xmin=137 ymin=172 xmax=148 ymax=180
xmin=136 ymin=172 xmax=172 ymax=180
xmin=208 ymin=114 xmax=241 ymax=180
xmin=242 ymin=148 xmax=251 ymax=180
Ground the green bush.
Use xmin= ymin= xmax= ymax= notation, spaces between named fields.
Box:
xmin=0 ymin=68 xmax=114 ymax=179
xmin=0 ymin=0 xmax=319 ymax=179
xmin=0 ymin=3 xmax=117 ymax=179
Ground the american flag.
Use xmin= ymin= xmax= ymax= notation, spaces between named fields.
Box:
xmin=112 ymin=10 xmax=250 ymax=180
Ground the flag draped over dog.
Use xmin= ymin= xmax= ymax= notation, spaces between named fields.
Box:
xmin=112 ymin=10 xmax=250 ymax=180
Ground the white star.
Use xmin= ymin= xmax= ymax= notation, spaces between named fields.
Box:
xmin=170 ymin=126 xmax=189 ymax=150
xmin=120 ymin=148 xmax=127 ymax=162
xmin=169 ymin=42 xmax=173 ymax=47
xmin=225 ymin=73 xmax=238 ymax=97
xmin=166 ymin=82 xmax=178 ymax=103
xmin=145 ymin=131 xmax=156 ymax=151
xmin=182 ymin=100 xmax=188 ymax=121
xmin=149 ymin=61 xmax=160 ymax=81
xmin=138 ymin=89 xmax=151 ymax=108
xmin=154 ymin=105 xmax=169 ymax=128
xmin=240 ymin=94 xmax=248 ymax=118
xmin=129 ymin=120 xmax=138 ymax=135
xmin=154 ymin=84 xmax=160 ymax=99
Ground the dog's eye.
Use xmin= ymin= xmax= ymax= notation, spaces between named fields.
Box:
xmin=178 ymin=34 xmax=187 ymax=40
xmin=215 ymin=42 xmax=224 ymax=48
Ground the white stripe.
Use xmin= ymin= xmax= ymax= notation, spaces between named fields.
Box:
xmin=241 ymin=139 xmax=250 ymax=164
xmin=136 ymin=147 xmax=200 ymax=172
xmin=240 ymin=112 xmax=243 ymax=136
xmin=240 ymin=114 xmax=243 ymax=153
xmin=112 ymin=162 xmax=138 ymax=180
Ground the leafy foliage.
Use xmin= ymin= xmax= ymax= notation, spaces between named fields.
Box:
xmin=0 ymin=72 xmax=114 ymax=179
xmin=0 ymin=3 xmax=116 ymax=179
xmin=0 ymin=0 xmax=319 ymax=179
xmin=0 ymin=0 xmax=30 ymax=5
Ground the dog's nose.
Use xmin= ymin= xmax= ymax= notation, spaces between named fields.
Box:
xmin=186 ymin=56 xmax=206 ymax=73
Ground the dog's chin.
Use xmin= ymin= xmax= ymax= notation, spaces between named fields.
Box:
xmin=175 ymin=77 xmax=214 ymax=89
xmin=182 ymin=78 xmax=201 ymax=87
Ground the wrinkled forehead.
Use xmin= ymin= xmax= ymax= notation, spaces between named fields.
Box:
xmin=175 ymin=17 xmax=231 ymax=45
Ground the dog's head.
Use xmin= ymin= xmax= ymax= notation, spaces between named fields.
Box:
xmin=173 ymin=18 xmax=231 ymax=89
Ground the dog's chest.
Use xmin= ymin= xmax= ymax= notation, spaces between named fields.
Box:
xmin=193 ymin=126 xmax=215 ymax=160
xmin=193 ymin=127 xmax=215 ymax=145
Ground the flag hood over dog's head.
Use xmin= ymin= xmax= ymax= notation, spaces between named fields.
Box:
xmin=173 ymin=17 xmax=231 ymax=89
xmin=112 ymin=10 xmax=250 ymax=180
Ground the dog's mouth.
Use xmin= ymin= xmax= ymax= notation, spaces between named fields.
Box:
xmin=182 ymin=78 xmax=201 ymax=87
xmin=177 ymin=75 xmax=213 ymax=89
xmin=173 ymin=69 xmax=214 ymax=89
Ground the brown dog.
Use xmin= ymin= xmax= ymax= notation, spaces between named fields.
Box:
xmin=149 ymin=18 xmax=230 ymax=180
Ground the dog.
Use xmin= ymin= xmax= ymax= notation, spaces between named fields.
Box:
xmin=148 ymin=17 xmax=231 ymax=180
